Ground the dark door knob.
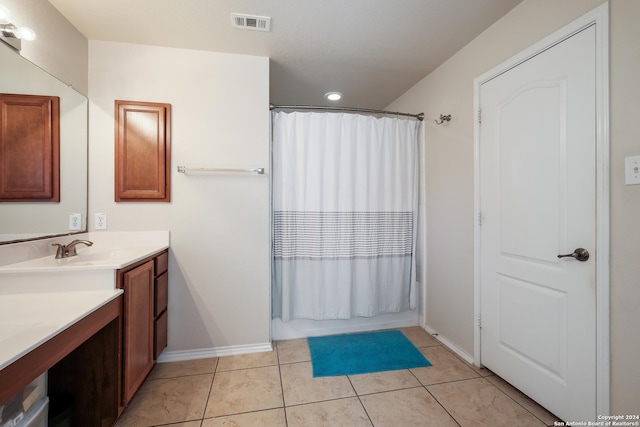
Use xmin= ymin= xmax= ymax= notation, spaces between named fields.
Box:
xmin=557 ymin=248 xmax=590 ymax=262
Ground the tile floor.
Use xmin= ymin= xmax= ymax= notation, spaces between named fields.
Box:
xmin=114 ymin=327 xmax=561 ymax=427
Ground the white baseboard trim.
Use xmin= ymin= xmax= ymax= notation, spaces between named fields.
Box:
xmin=423 ymin=324 xmax=475 ymax=365
xmin=156 ymin=342 xmax=273 ymax=363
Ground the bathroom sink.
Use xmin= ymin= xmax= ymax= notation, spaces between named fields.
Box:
xmin=64 ymin=248 xmax=151 ymax=265
xmin=0 ymin=246 xmax=162 ymax=272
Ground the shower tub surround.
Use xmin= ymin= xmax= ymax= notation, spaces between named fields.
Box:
xmin=0 ymin=231 xmax=169 ymax=420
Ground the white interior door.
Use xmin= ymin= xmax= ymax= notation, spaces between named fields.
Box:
xmin=478 ymin=25 xmax=596 ymax=421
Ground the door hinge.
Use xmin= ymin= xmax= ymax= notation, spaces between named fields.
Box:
xmin=477 ymin=212 xmax=483 ymax=226
xmin=477 ymin=109 xmax=482 ymax=124
xmin=477 ymin=315 xmax=482 ymax=329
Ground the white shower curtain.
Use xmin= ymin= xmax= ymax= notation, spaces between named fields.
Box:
xmin=272 ymin=111 xmax=419 ymax=321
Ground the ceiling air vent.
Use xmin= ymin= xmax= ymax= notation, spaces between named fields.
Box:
xmin=231 ymin=13 xmax=271 ymax=32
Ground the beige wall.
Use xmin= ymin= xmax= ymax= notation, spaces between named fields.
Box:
xmin=88 ymin=41 xmax=271 ymax=351
xmin=2 ymin=0 xmax=88 ymax=94
xmin=388 ymin=0 xmax=639 ymax=414
xmin=609 ymin=0 xmax=640 ymax=414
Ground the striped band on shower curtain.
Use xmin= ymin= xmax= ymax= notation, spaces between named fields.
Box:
xmin=272 ymin=111 xmax=420 ymax=321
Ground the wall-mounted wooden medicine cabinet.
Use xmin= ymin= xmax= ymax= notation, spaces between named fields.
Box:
xmin=115 ymin=100 xmax=171 ymax=202
xmin=0 ymin=93 xmax=60 ymax=202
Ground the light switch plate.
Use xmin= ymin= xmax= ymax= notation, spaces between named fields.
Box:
xmin=625 ymin=155 xmax=640 ymax=185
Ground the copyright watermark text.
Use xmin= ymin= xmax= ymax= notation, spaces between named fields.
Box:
xmin=554 ymin=415 xmax=640 ymax=426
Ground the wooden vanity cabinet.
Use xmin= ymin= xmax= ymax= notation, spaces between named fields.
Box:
xmin=2 ymin=297 xmax=122 ymax=427
xmin=154 ymin=251 xmax=169 ymax=358
xmin=117 ymin=249 xmax=169 ymax=407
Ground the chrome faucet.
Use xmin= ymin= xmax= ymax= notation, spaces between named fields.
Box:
xmin=52 ymin=239 xmax=94 ymax=259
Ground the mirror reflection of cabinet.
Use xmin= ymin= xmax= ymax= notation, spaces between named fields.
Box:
xmin=0 ymin=93 xmax=60 ymax=202
xmin=0 ymin=44 xmax=88 ymax=244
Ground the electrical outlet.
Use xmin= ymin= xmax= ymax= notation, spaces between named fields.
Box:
xmin=69 ymin=213 xmax=82 ymax=231
xmin=95 ymin=213 xmax=108 ymax=230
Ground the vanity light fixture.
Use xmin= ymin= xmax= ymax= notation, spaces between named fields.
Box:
xmin=0 ymin=3 xmax=36 ymax=51
xmin=1 ymin=24 xmax=36 ymax=40
xmin=325 ymin=92 xmax=342 ymax=101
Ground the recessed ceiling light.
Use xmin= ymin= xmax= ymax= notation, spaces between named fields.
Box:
xmin=325 ymin=92 xmax=342 ymax=101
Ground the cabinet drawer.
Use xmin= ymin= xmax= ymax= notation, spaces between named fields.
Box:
xmin=155 ymin=251 xmax=168 ymax=275
xmin=154 ymin=272 xmax=168 ymax=316
xmin=154 ymin=310 xmax=168 ymax=360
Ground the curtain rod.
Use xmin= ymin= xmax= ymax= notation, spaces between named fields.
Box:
xmin=270 ymin=104 xmax=424 ymax=121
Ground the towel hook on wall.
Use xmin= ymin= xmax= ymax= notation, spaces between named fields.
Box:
xmin=435 ymin=114 xmax=452 ymax=125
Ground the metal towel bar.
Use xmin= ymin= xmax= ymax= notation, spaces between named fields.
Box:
xmin=177 ymin=166 xmax=265 ymax=174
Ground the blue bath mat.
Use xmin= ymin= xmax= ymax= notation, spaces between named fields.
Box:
xmin=307 ymin=330 xmax=431 ymax=377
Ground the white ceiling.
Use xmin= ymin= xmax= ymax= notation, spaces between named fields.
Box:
xmin=48 ymin=0 xmax=523 ymax=109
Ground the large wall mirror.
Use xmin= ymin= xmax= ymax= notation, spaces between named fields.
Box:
xmin=0 ymin=44 xmax=87 ymax=244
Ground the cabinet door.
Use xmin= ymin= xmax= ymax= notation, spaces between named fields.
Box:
xmin=122 ymin=260 xmax=154 ymax=404
xmin=115 ymin=100 xmax=171 ymax=202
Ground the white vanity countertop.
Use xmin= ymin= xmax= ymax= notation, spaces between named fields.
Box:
xmin=0 ymin=231 xmax=169 ymax=372
xmin=0 ymin=231 xmax=170 ymax=273
xmin=0 ymin=289 xmax=123 ymax=370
